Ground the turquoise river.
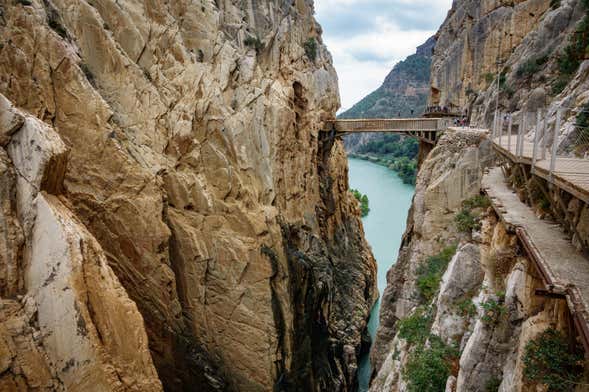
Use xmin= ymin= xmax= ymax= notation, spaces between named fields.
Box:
xmin=348 ymin=157 xmax=415 ymax=391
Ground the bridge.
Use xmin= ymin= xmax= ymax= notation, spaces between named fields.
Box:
xmin=324 ymin=118 xmax=453 ymax=144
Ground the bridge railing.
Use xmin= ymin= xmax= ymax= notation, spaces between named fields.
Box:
xmin=326 ymin=118 xmax=447 ymax=132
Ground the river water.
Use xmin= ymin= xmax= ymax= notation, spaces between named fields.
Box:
xmin=347 ymin=157 xmax=415 ymax=391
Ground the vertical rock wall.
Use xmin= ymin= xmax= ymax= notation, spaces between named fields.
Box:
xmin=429 ymin=0 xmax=589 ymax=132
xmin=0 ymin=0 xmax=376 ymax=390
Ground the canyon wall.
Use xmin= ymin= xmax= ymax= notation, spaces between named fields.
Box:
xmin=430 ymin=0 xmax=589 ymax=137
xmin=372 ymin=0 xmax=589 ymax=389
xmin=370 ymin=129 xmax=584 ymax=391
xmin=0 ymin=1 xmax=376 ymax=391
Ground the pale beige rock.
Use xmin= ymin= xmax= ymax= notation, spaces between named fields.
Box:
xmin=0 ymin=0 xmax=376 ymax=390
xmin=0 ymin=94 xmax=24 ymax=147
xmin=28 ymin=193 xmax=162 ymax=392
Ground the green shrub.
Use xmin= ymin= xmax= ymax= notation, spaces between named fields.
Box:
xmin=551 ymin=76 xmax=569 ymax=95
xmin=523 ymin=328 xmax=584 ymax=391
xmin=462 ymin=195 xmax=491 ymax=210
xmin=404 ymin=336 xmax=458 ymax=392
xmin=484 ymin=73 xmax=495 ymax=84
xmin=304 ymin=38 xmax=317 ymax=61
xmin=416 ymin=245 xmax=457 ymax=302
xmin=455 ymin=298 xmax=477 ymax=317
xmin=398 ymin=307 xmax=432 ymax=346
xmin=575 ymin=102 xmax=589 ymax=129
xmin=455 ymin=209 xmax=479 ymax=232
xmin=244 ymin=36 xmax=263 ymax=51
xmin=480 ymin=295 xmax=506 ymax=325
xmin=350 ymin=189 xmax=370 ymax=217
xmin=550 ymin=0 xmax=561 ymax=8
xmin=554 ymin=1 xmax=589 ymax=93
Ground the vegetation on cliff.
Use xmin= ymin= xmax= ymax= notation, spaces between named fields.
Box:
xmin=416 ymin=244 xmax=457 ymax=303
xmin=523 ymin=328 xmax=584 ymax=391
xmin=351 ymin=189 xmax=370 ymax=217
xmin=455 ymin=195 xmax=491 ymax=233
xmin=397 ymin=301 xmax=458 ymax=391
xmin=553 ymin=0 xmax=589 ymax=94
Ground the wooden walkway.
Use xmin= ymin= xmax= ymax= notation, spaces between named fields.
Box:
xmin=483 ymin=167 xmax=589 ymax=351
xmin=492 ymin=135 xmax=589 ymax=203
xmin=324 ymin=118 xmax=453 ymax=144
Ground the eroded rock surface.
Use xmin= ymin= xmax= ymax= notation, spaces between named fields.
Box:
xmin=0 ymin=1 xmax=376 ymax=390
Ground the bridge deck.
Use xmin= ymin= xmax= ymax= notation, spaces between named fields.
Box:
xmin=325 ymin=118 xmax=452 ymax=144
xmin=492 ymin=135 xmax=589 ymax=203
xmin=327 ymin=118 xmax=444 ymax=132
xmin=483 ymin=167 xmax=589 ymax=351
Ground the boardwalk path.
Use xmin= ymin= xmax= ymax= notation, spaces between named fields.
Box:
xmin=483 ymin=167 xmax=589 ymax=350
xmin=493 ymin=135 xmax=589 ymax=203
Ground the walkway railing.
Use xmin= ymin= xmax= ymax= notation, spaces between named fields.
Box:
xmin=490 ymin=108 xmax=589 ymax=202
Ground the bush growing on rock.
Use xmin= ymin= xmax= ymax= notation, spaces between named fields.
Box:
xmin=455 ymin=209 xmax=479 ymax=232
xmin=398 ymin=307 xmax=432 ymax=345
xmin=403 ymin=335 xmax=458 ymax=392
xmin=244 ymin=36 xmax=263 ymax=52
xmin=523 ymin=328 xmax=584 ymax=391
xmin=350 ymin=189 xmax=370 ymax=217
xmin=416 ymin=245 xmax=457 ymax=302
xmin=304 ymin=38 xmax=317 ymax=61
xmin=480 ymin=294 xmax=506 ymax=325
xmin=455 ymin=195 xmax=490 ymax=233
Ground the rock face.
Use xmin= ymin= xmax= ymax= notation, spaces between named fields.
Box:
xmin=0 ymin=1 xmax=376 ymax=391
xmin=429 ymin=0 xmax=589 ymax=132
xmin=370 ymin=129 xmax=494 ymax=380
xmin=369 ymin=129 xmax=579 ymax=391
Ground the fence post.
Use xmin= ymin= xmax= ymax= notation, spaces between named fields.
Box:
xmin=507 ymin=114 xmax=513 ymax=153
xmin=532 ymin=109 xmax=540 ymax=172
xmin=550 ymin=109 xmax=561 ymax=180
xmin=518 ymin=112 xmax=526 ymax=158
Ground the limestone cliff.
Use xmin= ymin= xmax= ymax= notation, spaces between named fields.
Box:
xmin=369 ymin=129 xmax=586 ymax=391
xmin=0 ymin=1 xmax=376 ymax=391
xmin=429 ymin=0 xmax=589 ymax=131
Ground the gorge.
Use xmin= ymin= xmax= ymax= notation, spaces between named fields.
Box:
xmin=2 ymin=0 xmax=589 ymax=391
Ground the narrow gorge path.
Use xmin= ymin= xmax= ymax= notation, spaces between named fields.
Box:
xmin=483 ymin=167 xmax=589 ymax=350
xmin=347 ymin=157 xmax=414 ymax=391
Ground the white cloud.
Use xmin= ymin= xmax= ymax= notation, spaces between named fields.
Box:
xmin=315 ymin=0 xmax=453 ymax=111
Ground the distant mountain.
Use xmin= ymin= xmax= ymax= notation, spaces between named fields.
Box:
xmin=339 ymin=36 xmax=434 ymax=120
xmin=342 ymin=37 xmax=434 ymax=154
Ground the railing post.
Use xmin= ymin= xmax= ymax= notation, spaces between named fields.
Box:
xmin=507 ymin=114 xmax=513 ymax=153
xmin=518 ymin=112 xmax=526 ymax=158
xmin=540 ymin=111 xmax=547 ymax=160
xmin=499 ymin=113 xmax=505 ymax=146
xmin=532 ymin=109 xmax=541 ymax=173
xmin=550 ymin=109 xmax=561 ymax=180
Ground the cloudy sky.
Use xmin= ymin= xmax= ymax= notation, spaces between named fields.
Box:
xmin=315 ymin=0 xmax=453 ymax=112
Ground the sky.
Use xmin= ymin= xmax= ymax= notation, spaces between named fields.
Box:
xmin=315 ymin=0 xmax=453 ymax=112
